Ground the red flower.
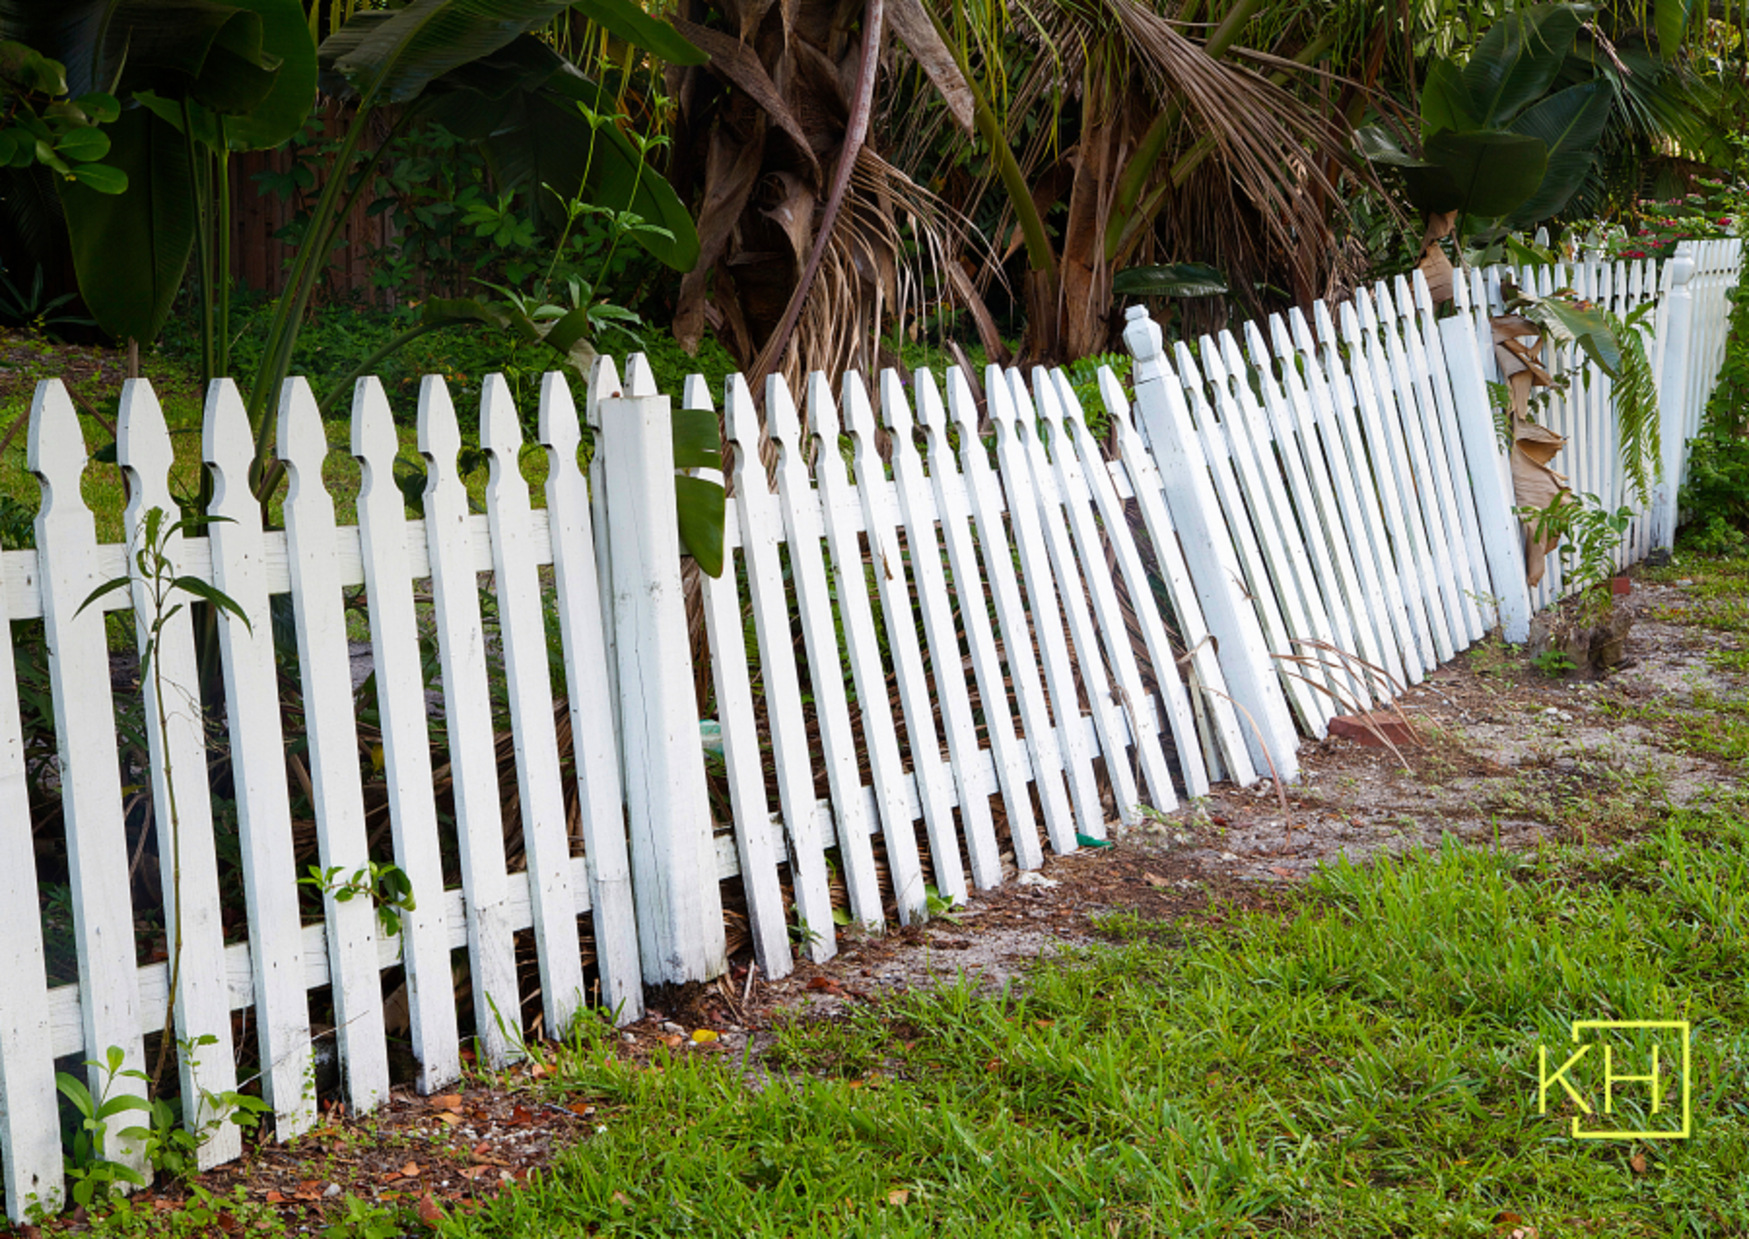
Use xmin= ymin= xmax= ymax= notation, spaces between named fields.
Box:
xmin=1621 ymin=250 xmax=1647 ymax=259
xmin=1720 ymin=218 xmax=1734 ymax=226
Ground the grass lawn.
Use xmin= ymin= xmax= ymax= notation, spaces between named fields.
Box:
xmin=438 ymin=804 xmax=1749 ymax=1238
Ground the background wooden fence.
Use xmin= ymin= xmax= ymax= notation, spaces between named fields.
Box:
xmin=0 ymin=239 xmax=1739 ymax=1220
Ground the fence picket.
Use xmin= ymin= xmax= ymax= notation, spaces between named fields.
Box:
xmin=592 ymin=375 xmax=725 ymax=983
xmin=0 ymin=485 xmax=63 ymax=1220
xmin=202 ymin=380 xmax=316 ymax=1135
xmin=1406 ymin=273 xmax=1493 ymax=637
xmin=808 ymin=374 xmax=932 ymax=917
xmin=117 ymin=380 xmax=240 ymax=1165
xmin=1121 ymin=310 xmax=1297 ymax=778
xmin=767 ymin=375 xmax=885 ymax=928
xmin=481 ymin=377 xmax=592 ymax=1035
xmin=725 ymin=375 xmax=839 ymax=955
xmin=1096 ymin=367 xmax=1255 ymax=786
xmin=880 ymin=371 xmax=1005 ymax=884
xmin=688 ymin=377 xmax=795 ymax=972
xmin=277 ymin=377 xmax=391 ymax=1114
xmin=537 ymin=374 xmax=643 ymax=1022
xmin=29 ymin=380 xmax=152 ymax=1177
xmin=416 ymin=376 xmax=521 ymax=1067
xmin=844 ymin=371 xmax=971 ymax=902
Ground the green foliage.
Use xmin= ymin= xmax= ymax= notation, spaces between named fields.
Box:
xmin=56 ymin=1048 xmax=150 ymax=1209
xmin=1530 ymin=647 xmax=1577 ymax=677
xmin=1110 ymin=262 xmax=1227 ymax=299
xmin=1681 ymin=260 xmax=1749 ymax=533
xmin=299 ymin=860 xmax=418 ymax=937
xmin=1517 ymin=489 xmax=1632 ymax=600
xmin=1359 ymin=5 xmax=1615 ymax=234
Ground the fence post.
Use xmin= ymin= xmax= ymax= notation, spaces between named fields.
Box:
xmin=1651 ymin=253 xmax=1695 ymax=551
xmin=1441 ymin=283 xmax=1533 ymax=643
xmin=1120 ymin=307 xmax=1299 ymax=783
xmin=589 ymin=375 xmax=725 ymax=986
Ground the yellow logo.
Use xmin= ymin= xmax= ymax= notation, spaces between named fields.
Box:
xmin=1538 ymin=1020 xmax=1691 ymax=1140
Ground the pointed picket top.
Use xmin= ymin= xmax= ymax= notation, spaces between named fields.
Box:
xmin=1197 ymin=334 xmax=1232 ymax=389
xmin=417 ymin=375 xmax=465 ymax=493
xmin=725 ymin=371 xmax=765 ymax=459
xmin=585 ymin=354 xmax=624 ymax=429
xmin=203 ymin=380 xmax=254 ymax=513
xmin=1242 ymin=319 xmax=1276 ymax=379
xmin=683 ymin=373 xmax=713 ymax=413
xmin=1410 ymin=269 xmax=1439 ymax=322
xmin=1171 ymin=340 xmax=1209 ymax=399
xmin=1096 ymin=366 xmax=1134 ymax=432
xmin=1286 ymin=306 xmax=1316 ymax=357
xmin=350 ymin=376 xmax=399 ymax=474
xmin=1314 ymin=298 xmax=1341 ymax=352
xmin=1219 ymin=331 xmax=1259 ymax=400
xmin=480 ymin=373 xmax=526 ymax=463
xmin=1355 ymin=285 xmax=1384 ymax=339
xmin=807 ymin=371 xmax=840 ymax=440
xmin=944 ymin=362 xmax=986 ymax=441
xmin=879 ymin=369 xmax=916 ymax=443
xmin=1449 ymin=265 xmax=1473 ymax=313
xmin=764 ymin=372 xmax=802 ymax=458
xmin=1337 ymin=297 xmax=1364 ymax=348
xmin=539 ymin=371 xmax=583 ymax=459
xmin=842 ymin=368 xmax=880 ymax=442
xmin=912 ymin=368 xmax=949 ymax=436
xmin=117 ymin=379 xmax=176 ymax=517
xmin=277 ymin=377 xmax=331 ymax=499
xmin=983 ymin=363 xmax=1017 ymax=430
xmin=624 ymin=354 xmax=658 ymax=398
xmin=27 ymin=380 xmax=88 ymax=513
xmin=1371 ymin=279 xmax=1397 ymax=326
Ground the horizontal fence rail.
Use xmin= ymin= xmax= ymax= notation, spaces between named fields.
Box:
xmin=0 ymin=239 xmax=1739 ymax=1220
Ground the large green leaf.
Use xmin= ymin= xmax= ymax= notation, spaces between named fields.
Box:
xmin=57 ymin=105 xmax=194 ymax=342
xmin=569 ymin=0 xmax=705 ymax=65
xmin=1460 ymin=5 xmax=1580 ymax=127
xmin=1111 ymin=262 xmax=1227 ymax=298
xmin=320 ymin=0 xmax=573 ymax=105
xmin=1409 ymin=129 xmax=1548 ymax=219
xmin=220 ymin=0 xmax=316 ymax=149
xmin=1420 ymin=58 xmax=1477 ymax=135
xmin=674 ymin=473 xmax=725 ymax=577
xmin=1504 ymin=80 xmax=1614 ymax=227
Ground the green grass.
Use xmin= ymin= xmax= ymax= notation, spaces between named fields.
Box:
xmin=442 ymin=813 xmax=1749 ymax=1238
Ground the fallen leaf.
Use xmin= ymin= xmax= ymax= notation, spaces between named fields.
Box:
xmin=509 ymin=1104 xmax=535 ymax=1126
xmin=459 ymin=1166 xmax=491 ymax=1180
xmin=1268 ymin=866 xmax=1295 ymax=879
xmin=430 ymin=1094 xmax=463 ymax=1113
xmin=529 ymin=1062 xmax=550 ymax=1079
xmin=806 ymin=976 xmax=842 ymax=994
xmin=887 ymin=1189 xmax=910 ymax=1206
xmin=611 ymin=1191 xmax=632 ymax=1206
xmin=437 ymin=1112 xmax=464 ymax=1127
xmin=1143 ymin=872 xmax=1169 ymax=888
xmin=264 ymin=1191 xmax=286 ymax=1205
xmin=1630 ymin=1152 xmax=1647 ymax=1173
xmin=1033 ymin=1019 xmax=1054 ymax=1029
xmin=659 ymin=1034 xmax=684 ymax=1049
xmin=691 ymin=1029 xmax=719 ymax=1044
xmin=216 ymin=1213 xmax=243 ymax=1235
xmin=401 ymin=1161 xmax=420 ymax=1178
xmin=418 ymin=1193 xmax=443 ymax=1225
xmin=1494 ymin=1212 xmax=1523 ymax=1227
xmin=567 ymin=1102 xmax=596 ymax=1116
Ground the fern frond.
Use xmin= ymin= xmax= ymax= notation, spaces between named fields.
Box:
xmin=1609 ymin=311 xmax=1661 ymax=506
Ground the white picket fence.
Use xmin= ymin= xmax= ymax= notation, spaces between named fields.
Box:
xmin=0 ymin=238 xmax=1739 ymax=1220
